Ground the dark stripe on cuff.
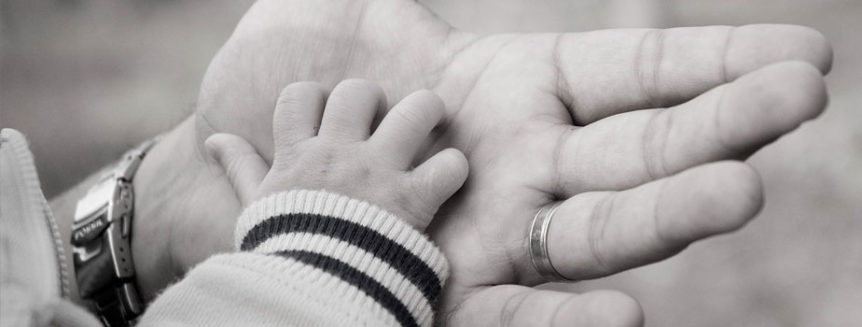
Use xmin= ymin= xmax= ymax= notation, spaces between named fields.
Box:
xmin=275 ymin=250 xmax=419 ymax=327
xmin=241 ymin=213 xmax=441 ymax=306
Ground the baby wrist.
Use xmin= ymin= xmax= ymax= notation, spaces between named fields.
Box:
xmin=234 ymin=189 xmax=448 ymax=327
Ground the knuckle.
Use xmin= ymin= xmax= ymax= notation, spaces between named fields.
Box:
xmin=711 ymin=86 xmax=739 ymax=153
xmin=404 ymin=177 xmax=436 ymax=219
xmin=335 ymin=78 xmax=382 ymax=96
xmin=635 ymin=28 xmax=665 ymax=107
xmin=278 ymin=82 xmax=320 ymax=106
xmin=408 ymin=173 xmax=432 ymax=198
xmin=225 ymin=153 xmax=257 ymax=177
xmin=395 ymin=91 xmax=444 ymax=126
xmin=641 ymin=111 xmax=672 ymax=179
xmin=394 ymin=103 xmax=431 ymax=128
xmin=275 ymin=93 xmax=305 ymax=110
xmin=499 ymin=291 xmax=532 ymax=327
xmin=588 ymin=195 xmax=616 ymax=274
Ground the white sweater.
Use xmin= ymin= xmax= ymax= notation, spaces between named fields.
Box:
xmin=0 ymin=128 xmax=448 ymax=327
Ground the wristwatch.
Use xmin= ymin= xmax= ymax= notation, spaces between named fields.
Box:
xmin=72 ymin=139 xmax=157 ymax=327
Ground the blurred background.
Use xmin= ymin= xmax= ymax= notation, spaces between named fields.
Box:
xmin=2 ymin=0 xmax=860 ymax=325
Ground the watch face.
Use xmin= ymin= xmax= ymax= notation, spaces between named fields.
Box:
xmin=74 ymin=175 xmax=115 ymax=223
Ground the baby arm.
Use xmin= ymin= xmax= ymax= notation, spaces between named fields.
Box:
xmin=137 ymin=80 xmax=467 ymax=327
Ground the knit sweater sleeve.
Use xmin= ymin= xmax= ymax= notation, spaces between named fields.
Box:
xmin=137 ymin=190 xmax=448 ymax=327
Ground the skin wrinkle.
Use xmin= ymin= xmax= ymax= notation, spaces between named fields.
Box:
xmin=406 ymin=171 xmax=436 ymax=227
xmin=440 ymin=258 xmax=504 ymax=324
xmin=711 ymin=86 xmax=736 ymax=156
xmin=552 ymin=34 xmax=578 ymax=125
xmin=651 ymin=178 xmax=675 ymax=251
xmin=226 ymin=154 xmax=263 ymax=187
xmin=337 ymin=0 xmax=371 ymax=80
xmin=550 ymin=294 xmax=579 ymax=327
xmin=278 ymin=85 xmax=328 ymax=150
xmin=434 ymin=27 xmax=474 ymax=88
xmin=429 ymin=36 xmax=515 ymax=157
xmin=658 ymin=111 xmax=674 ymax=177
xmin=587 ymin=193 xmax=616 ymax=276
xmin=654 ymin=29 xmax=666 ymax=106
xmin=431 ymin=34 xmax=493 ymax=116
xmin=641 ymin=109 xmax=665 ymax=181
xmin=499 ymin=289 xmax=529 ymax=327
xmin=439 ymin=296 xmax=459 ymax=326
xmin=456 ymin=36 xmax=521 ymax=114
xmin=500 ymin=289 xmax=542 ymax=327
xmin=439 ymin=25 xmax=458 ymax=64
xmin=195 ymin=111 xmax=220 ymax=162
xmin=435 ymin=36 xmax=532 ymax=287
xmin=551 ymin=126 xmax=577 ymax=198
xmin=720 ymin=26 xmax=736 ymax=84
xmin=494 ymin=122 xmax=565 ymax=283
xmin=634 ymin=29 xmax=665 ymax=110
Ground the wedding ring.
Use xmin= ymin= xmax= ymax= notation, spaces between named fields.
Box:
xmin=529 ymin=203 xmax=572 ymax=282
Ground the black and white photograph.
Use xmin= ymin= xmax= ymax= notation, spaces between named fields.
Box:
xmin=1 ymin=0 xmax=860 ymax=326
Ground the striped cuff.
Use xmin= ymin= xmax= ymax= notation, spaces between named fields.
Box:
xmin=235 ymin=189 xmax=448 ymax=327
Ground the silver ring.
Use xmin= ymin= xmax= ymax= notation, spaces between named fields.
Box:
xmin=529 ymin=203 xmax=573 ymax=282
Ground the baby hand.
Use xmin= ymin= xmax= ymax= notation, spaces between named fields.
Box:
xmin=205 ymin=79 xmax=468 ymax=231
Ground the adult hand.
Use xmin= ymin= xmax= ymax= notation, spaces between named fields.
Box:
xmin=137 ymin=0 xmax=831 ymax=324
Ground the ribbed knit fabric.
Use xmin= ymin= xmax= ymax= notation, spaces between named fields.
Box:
xmin=234 ymin=189 xmax=448 ymax=327
xmin=1 ymin=129 xmax=101 ymax=327
xmin=2 ymin=130 xmax=452 ymax=327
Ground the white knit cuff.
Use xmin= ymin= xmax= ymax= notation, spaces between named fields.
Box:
xmin=234 ymin=189 xmax=448 ymax=327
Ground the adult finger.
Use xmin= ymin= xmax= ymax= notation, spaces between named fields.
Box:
xmin=272 ymin=82 xmax=328 ymax=154
xmin=370 ymin=90 xmax=446 ymax=168
xmin=204 ymin=133 xmax=268 ymax=206
xmin=318 ymin=79 xmax=387 ymax=142
xmin=554 ymin=24 xmax=832 ymax=124
xmin=552 ymin=61 xmax=827 ymax=195
xmin=445 ymin=285 xmax=643 ymax=327
xmin=536 ymin=161 xmax=762 ymax=282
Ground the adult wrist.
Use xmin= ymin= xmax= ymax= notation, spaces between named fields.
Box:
xmin=131 ymin=116 xmax=244 ymax=301
xmin=130 ymin=117 xmax=201 ymax=301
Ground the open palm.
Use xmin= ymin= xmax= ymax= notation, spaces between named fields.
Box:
xmin=192 ymin=0 xmax=831 ymax=325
